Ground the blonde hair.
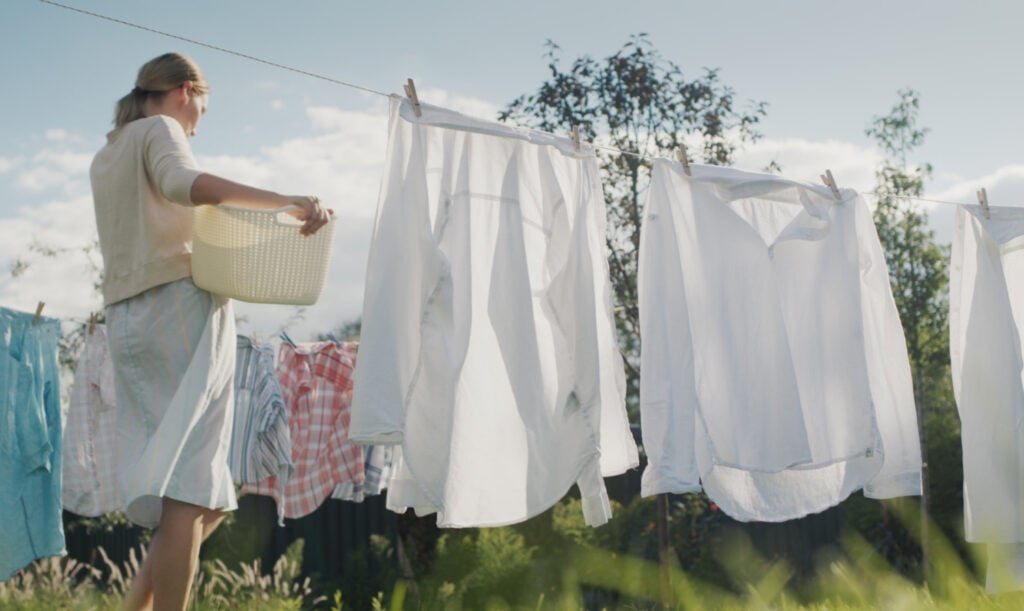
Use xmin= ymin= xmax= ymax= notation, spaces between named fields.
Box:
xmin=113 ymin=53 xmax=210 ymax=128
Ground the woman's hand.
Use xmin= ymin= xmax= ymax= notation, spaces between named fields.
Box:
xmin=286 ymin=195 xmax=333 ymax=236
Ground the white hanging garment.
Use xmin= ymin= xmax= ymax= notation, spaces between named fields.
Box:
xmin=638 ymin=159 xmax=921 ymax=521
xmin=62 ymin=324 xmax=121 ymax=516
xmin=950 ymin=204 xmax=1024 ymax=593
xmin=350 ymin=96 xmax=638 ymax=528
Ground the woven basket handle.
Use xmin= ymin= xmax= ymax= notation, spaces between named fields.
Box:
xmin=265 ymin=204 xmax=334 ymax=226
xmin=272 ymin=205 xmax=304 ymax=227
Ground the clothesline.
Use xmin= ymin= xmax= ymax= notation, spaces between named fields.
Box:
xmin=38 ymin=0 xmax=1013 ymax=212
xmin=598 ymin=142 xmax=995 ymax=208
xmin=37 ymin=0 xmax=391 ymax=98
xmin=861 ymin=193 xmax=989 ymax=207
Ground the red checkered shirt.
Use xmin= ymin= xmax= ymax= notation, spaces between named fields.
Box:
xmin=242 ymin=341 xmax=364 ymax=519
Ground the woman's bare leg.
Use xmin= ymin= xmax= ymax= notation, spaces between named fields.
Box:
xmin=121 ymin=531 xmax=158 ymax=611
xmin=150 ymin=498 xmax=204 ymax=611
xmin=120 ymin=498 xmax=229 ymax=611
xmin=201 ymin=508 xmax=227 ymax=542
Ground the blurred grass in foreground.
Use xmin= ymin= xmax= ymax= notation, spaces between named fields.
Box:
xmin=4 ymin=498 xmax=1024 ymax=609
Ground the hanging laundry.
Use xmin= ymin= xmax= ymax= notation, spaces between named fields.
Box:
xmin=231 ymin=335 xmax=294 ymax=524
xmin=62 ymin=323 xmax=121 ymax=517
xmin=331 ymin=444 xmax=393 ymax=503
xmin=242 ymin=340 xmax=364 ymax=519
xmin=349 ymin=97 xmax=639 ymax=528
xmin=0 ymin=307 xmax=65 ymax=581
xmin=950 ymin=204 xmax=1024 ymax=593
xmin=322 ymin=340 xmax=391 ymax=503
xmin=638 ymin=160 xmax=921 ymax=522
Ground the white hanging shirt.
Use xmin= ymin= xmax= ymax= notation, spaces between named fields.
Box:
xmin=950 ymin=205 xmax=1024 ymax=591
xmin=638 ymin=159 xmax=921 ymax=521
xmin=62 ymin=325 xmax=121 ymax=516
xmin=350 ymin=97 xmax=639 ymax=528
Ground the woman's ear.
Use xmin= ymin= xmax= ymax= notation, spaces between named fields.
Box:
xmin=177 ymin=80 xmax=194 ymax=104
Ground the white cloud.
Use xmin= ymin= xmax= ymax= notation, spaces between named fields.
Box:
xmin=306 ymin=104 xmax=387 ymax=132
xmin=42 ymin=128 xmax=88 ymax=145
xmin=16 ymin=149 xmax=92 ymax=193
xmin=198 ymin=153 xmax=273 ymax=185
xmin=932 ymin=164 xmax=1024 ymax=207
xmin=734 ymin=137 xmax=883 ymax=193
xmin=0 ymin=156 xmax=17 ymax=174
xmin=270 ymin=100 xmax=285 ymax=111
xmin=34 ymin=149 xmax=91 ymax=174
xmin=0 ymin=193 xmax=102 ymax=318
xmin=44 ymin=128 xmax=68 ymax=142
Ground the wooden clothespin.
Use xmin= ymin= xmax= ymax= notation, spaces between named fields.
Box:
xmin=33 ymin=301 xmax=44 ymax=325
xmin=403 ymin=78 xmax=422 ymax=117
xmin=569 ymin=125 xmax=581 ymax=152
xmin=820 ymin=169 xmax=841 ymax=200
xmin=676 ymin=145 xmax=691 ymax=176
xmin=88 ymin=312 xmax=97 ymax=335
xmin=978 ymin=188 xmax=990 ymax=219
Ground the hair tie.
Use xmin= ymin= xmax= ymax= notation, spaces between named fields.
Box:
xmin=132 ymin=86 xmax=149 ymax=96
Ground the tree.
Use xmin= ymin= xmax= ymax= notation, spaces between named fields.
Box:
xmin=865 ymin=88 xmax=952 ymax=574
xmin=501 ymin=34 xmax=767 ymax=411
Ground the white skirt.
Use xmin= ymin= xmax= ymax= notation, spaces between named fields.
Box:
xmin=105 ymin=277 xmax=237 ymax=528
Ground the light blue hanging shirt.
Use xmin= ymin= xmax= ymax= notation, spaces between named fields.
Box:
xmin=0 ymin=307 xmax=65 ymax=581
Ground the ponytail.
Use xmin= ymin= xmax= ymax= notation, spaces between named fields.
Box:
xmin=112 ymin=53 xmax=209 ymax=128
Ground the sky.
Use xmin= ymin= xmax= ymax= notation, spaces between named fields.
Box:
xmin=3 ymin=0 xmax=1024 ymax=340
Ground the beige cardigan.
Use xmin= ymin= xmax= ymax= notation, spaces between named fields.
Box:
xmin=90 ymin=115 xmax=203 ymax=306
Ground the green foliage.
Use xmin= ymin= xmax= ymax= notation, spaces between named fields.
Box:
xmin=866 ymin=88 xmax=949 ymax=377
xmin=316 ymin=534 xmax=402 ymax=610
xmin=502 ymin=34 xmax=766 ymax=412
xmin=922 ymin=405 xmax=966 ymax=551
xmin=866 ymin=88 xmax=955 ymax=572
xmin=424 ymin=527 xmax=537 ymax=607
xmin=63 ymin=510 xmax=136 ymax=539
xmin=596 ymin=494 xmax=727 ymax=586
xmin=325 ymin=318 xmax=362 ymax=342
xmin=551 ymin=496 xmax=602 ymax=548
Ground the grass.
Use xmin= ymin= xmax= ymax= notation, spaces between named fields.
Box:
xmin=4 ymin=499 xmax=1024 ymax=609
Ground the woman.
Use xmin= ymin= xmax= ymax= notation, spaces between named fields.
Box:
xmin=89 ymin=52 xmax=330 ymax=611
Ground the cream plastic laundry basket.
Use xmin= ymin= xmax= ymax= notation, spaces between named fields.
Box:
xmin=191 ymin=204 xmax=336 ymax=305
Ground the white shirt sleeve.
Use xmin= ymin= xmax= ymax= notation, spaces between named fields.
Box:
xmin=856 ymin=201 xmax=923 ymax=499
xmin=350 ymin=98 xmax=444 ymax=445
xmin=638 ymin=160 xmax=702 ymax=495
